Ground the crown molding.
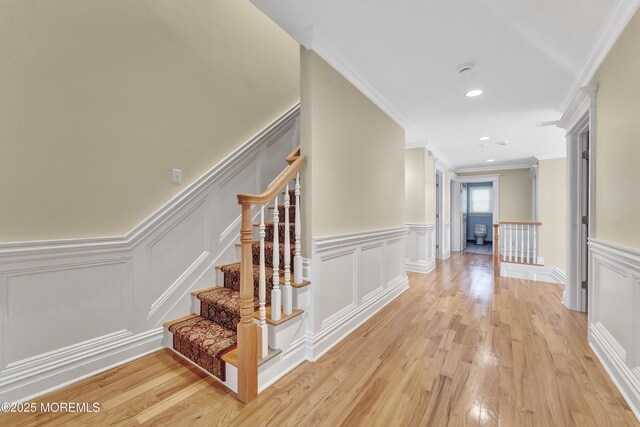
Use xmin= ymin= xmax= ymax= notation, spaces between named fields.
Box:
xmin=425 ymin=142 xmax=455 ymax=172
xmin=558 ymin=84 xmax=598 ymax=132
xmin=534 ymin=153 xmax=567 ymax=161
xmin=295 ymin=27 xmax=412 ymax=130
xmin=454 ymin=163 xmax=533 ymax=174
xmin=558 ymin=0 xmax=639 ymax=112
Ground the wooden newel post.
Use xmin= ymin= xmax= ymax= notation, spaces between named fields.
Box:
xmin=237 ymin=203 xmax=258 ymax=403
xmin=493 ymin=223 xmax=500 ymax=277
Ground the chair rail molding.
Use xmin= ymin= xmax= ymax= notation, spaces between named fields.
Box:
xmin=0 ymin=103 xmax=300 ymax=403
xmin=588 ymin=238 xmax=640 ymax=421
xmin=558 ymin=85 xmax=597 ymax=312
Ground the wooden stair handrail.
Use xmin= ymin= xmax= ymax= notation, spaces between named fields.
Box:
xmin=237 ymin=154 xmax=305 ymax=205
xmin=234 ymin=145 xmax=305 ymax=404
xmin=499 ymin=221 xmax=542 ymax=225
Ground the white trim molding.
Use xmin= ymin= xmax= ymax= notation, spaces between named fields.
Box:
xmin=454 ymin=174 xmax=501 ymax=224
xmin=559 ymin=0 xmax=640 ymax=112
xmin=0 ymin=104 xmax=301 ymax=403
xmin=558 ymin=85 xmax=597 ymax=312
xmin=588 ymin=238 xmax=640 ymax=421
xmin=500 ymin=262 xmax=566 ymax=284
xmin=454 ymin=164 xmax=532 ymax=174
xmin=306 ymin=227 xmax=410 ymax=359
xmin=296 ymin=27 xmax=411 ymax=130
xmin=405 ymin=224 xmax=436 ymax=274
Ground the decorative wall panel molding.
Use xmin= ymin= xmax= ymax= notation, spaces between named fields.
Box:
xmin=306 ymin=227 xmax=409 ymax=360
xmin=0 ymin=103 xmax=300 ymax=403
xmin=588 ymin=239 xmax=640 ymax=421
xmin=405 ymin=224 xmax=436 ymax=274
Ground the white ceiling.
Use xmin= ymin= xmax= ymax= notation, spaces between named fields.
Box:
xmin=251 ymin=0 xmax=635 ymax=170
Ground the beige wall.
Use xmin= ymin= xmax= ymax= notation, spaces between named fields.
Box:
xmin=425 ymin=157 xmax=437 ymax=224
xmin=405 ymin=148 xmax=436 ymax=225
xmin=538 ymin=159 xmax=567 ymax=273
xmin=458 ymin=169 xmax=533 ymax=221
xmin=405 ymin=149 xmax=426 ymax=224
xmin=300 ymin=50 xmax=405 ymax=253
xmin=592 ymin=10 xmax=640 ymax=249
xmin=0 ymin=0 xmax=299 ymax=242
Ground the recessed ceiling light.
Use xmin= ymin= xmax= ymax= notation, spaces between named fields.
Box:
xmin=496 ymin=141 xmax=509 ymax=146
xmin=479 ymin=136 xmax=490 ymax=141
xmin=487 ymin=159 xmax=495 ymax=162
xmin=465 ymin=89 xmax=483 ymax=98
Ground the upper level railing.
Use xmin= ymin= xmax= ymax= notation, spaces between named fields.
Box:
xmin=493 ymin=221 xmax=542 ymax=276
xmin=235 ymin=146 xmax=305 ymax=403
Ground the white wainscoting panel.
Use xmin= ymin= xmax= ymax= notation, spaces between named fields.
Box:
xmin=405 ymin=224 xmax=436 ymax=274
xmin=307 ymin=227 xmax=409 ymax=360
xmin=0 ymin=103 xmax=300 ymax=403
xmin=588 ymin=239 xmax=640 ymax=421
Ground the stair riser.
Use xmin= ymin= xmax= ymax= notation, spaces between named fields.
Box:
xmin=265 ymin=223 xmax=295 ymax=245
xmin=251 ymin=244 xmax=295 ymax=272
xmin=200 ymin=301 xmax=240 ymax=332
xmin=165 ymin=330 xmax=238 ymax=393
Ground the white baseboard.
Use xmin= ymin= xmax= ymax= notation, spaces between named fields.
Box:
xmin=405 ymin=260 xmax=435 ymax=274
xmin=588 ymin=239 xmax=640 ymax=422
xmin=0 ymin=104 xmax=300 ymax=403
xmin=4 ymin=329 xmax=163 ymax=403
xmin=590 ymin=322 xmax=640 ymax=421
xmin=307 ymin=274 xmax=408 ymax=360
xmin=500 ymin=262 xmax=566 ymax=284
xmin=307 ymin=227 xmax=409 ymax=360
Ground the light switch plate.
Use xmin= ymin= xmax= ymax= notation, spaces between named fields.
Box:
xmin=172 ymin=168 xmax=182 ymax=184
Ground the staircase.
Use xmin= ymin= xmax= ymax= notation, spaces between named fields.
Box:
xmin=163 ymin=147 xmax=308 ymax=403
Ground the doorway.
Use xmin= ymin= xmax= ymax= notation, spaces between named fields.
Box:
xmin=463 ymin=182 xmax=494 ymax=255
xmin=559 ymin=84 xmax=596 ymax=313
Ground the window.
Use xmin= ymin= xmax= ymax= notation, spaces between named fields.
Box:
xmin=469 ymin=186 xmax=493 ymax=214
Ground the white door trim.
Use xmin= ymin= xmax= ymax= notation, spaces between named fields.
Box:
xmin=557 ymin=84 xmax=597 ymax=312
xmin=453 ymin=174 xmax=501 ymax=242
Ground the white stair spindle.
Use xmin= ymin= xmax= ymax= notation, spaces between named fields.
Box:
xmin=527 ymin=225 xmax=531 ymax=264
xmin=498 ymin=224 xmax=507 ymax=261
xmin=509 ymin=225 xmax=513 ymax=262
xmin=271 ymin=196 xmax=281 ymax=321
xmin=283 ymin=184 xmax=292 ymax=315
xmin=294 ymin=173 xmax=303 ymax=284
xmin=258 ymin=206 xmax=268 ymax=358
xmin=521 ymin=225 xmax=525 ymax=263
xmin=533 ymin=225 xmax=538 ymax=264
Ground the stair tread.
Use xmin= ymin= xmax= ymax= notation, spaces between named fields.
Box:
xmin=195 ymin=286 xmax=259 ymax=309
xmin=167 ymin=315 xmax=237 ymax=381
xmin=254 ymin=307 xmax=304 ymax=326
xmin=222 ymin=346 xmax=282 ymax=368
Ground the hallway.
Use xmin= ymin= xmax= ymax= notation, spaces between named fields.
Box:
xmin=2 ymin=254 xmax=637 ymax=426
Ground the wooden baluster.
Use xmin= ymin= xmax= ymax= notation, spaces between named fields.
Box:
xmin=528 ymin=225 xmax=531 ymax=263
xmin=283 ymin=184 xmax=292 ymax=315
xmin=533 ymin=225 xmax=538 ymax=264
xmin=521 ymin=225 xmax=525 ymax=263
xmin=505 ymin=224 xmax=513 ymax=262
xmin=294 ymin=173 xmax=303 ymax=284
xmin=493 ymin=223 xmax=500 ymax=276
xmin=237 ymin=203 xmax=257 ymax=403
xmin=271 ymin=196 xmax=281 ymax=321
xmin=258 ymin=206 xmax=268 ymax=359
xmin=501 ymin=224 xmax=505 ymax=262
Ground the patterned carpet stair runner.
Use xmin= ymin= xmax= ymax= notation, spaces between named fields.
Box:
xmin=168 ymin=192 xmax=297 ymax=382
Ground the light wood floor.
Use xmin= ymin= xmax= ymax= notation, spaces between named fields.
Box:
xmin=2 ymin=253 xmax=638 ymax=426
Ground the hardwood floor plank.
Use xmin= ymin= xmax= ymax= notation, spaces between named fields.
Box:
xmin=1 ymin=253 xmax=638 ymax=427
